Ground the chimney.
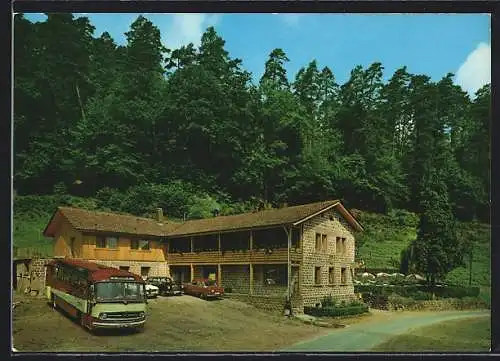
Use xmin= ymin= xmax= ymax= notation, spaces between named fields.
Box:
xmin=156 ymin=208 xmax=164 ymax=222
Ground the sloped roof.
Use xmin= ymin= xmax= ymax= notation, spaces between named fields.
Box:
xmin=167 ymin=200 xmax=344 ymax=236
xmin=43 ymin=206 xmax=181 ymax=238
xmin=43 ymin=200 xmax=363 ymax=239
xmin=48 ymin=258 xmax=145 ymax=282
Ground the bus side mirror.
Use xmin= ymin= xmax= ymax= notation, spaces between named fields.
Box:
xmin=89 ymin=285 xmax=96 ymax=304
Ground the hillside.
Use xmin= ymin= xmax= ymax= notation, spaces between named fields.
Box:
xmin=355 ymin=210 xmax=490 ymax=287
xmin=12 ymin=195 xmax=490 ymax=287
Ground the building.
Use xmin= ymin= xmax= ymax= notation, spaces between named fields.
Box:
xmin=43 ymin=200 xmax=364 ymax=313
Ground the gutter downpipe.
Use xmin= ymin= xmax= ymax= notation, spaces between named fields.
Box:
xmin=283 ymin=225 xmax=292 ymax=316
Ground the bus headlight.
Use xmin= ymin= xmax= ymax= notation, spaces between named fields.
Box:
xmin=139 ymin=312 xmax=145 ymax=318
xmin=99 ymin=313 xmax=108 ymax=320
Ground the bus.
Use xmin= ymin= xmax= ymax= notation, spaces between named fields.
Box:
xmin=45 ymin=258 xmax=147 ymax=331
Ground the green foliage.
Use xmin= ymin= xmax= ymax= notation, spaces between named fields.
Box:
xmin=304 ymin=304 xmax=369 ymax=317
xmin=356 ymin=210 xmax=417 ymax=270
xmin=413 ymin=173 xmax=463 ymax=284
xmin=13 ymin=13 xmax=490 ymax=225
xmin=355 ymin=284 xmax=480 ymax=300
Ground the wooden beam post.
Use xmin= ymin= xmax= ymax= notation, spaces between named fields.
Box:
xmin=284 ymin=226 xmax=292 ymax=303
xmin=190 ymin=264 xmax=194 ymax=282
xmin=249 ymin=231 xmax=253 ymax=251
xmin=218 ymin=233 xmax=221 ymax=252
xmin=218 ymin=264 xmax=222 ymax=286
xmin=249 ymin=264 xmax=254 ymax=295
xmin=190 ymin=237 xmax=194 ymax=253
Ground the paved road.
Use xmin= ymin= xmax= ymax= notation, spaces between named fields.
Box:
xmin=282 ymin=310 xmax=490 ymax=352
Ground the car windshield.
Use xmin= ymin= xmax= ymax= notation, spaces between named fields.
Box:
xmin=95 ymin=282 xmax=145 ymax=302
xmin=204 ymin=280 xmax=217 ymax=286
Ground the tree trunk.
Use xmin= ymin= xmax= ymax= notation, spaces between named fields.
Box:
xmin=75 ymin=81 xmax=86 ymax=122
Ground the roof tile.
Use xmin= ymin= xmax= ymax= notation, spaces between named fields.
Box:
xmin=45 ymin=199 xmax=362 ymax=238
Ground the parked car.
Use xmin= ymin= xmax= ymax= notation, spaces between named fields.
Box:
xmin=183 ymin=279 xmax=224 ymax=299
xmin=146 ymin=276 xmax=183 ymax=296
xmin=145 ymin=283 xmax=159 ymax=298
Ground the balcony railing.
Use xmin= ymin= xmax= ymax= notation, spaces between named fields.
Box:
xmin=167 ymin=248 xmax=302 ymax=265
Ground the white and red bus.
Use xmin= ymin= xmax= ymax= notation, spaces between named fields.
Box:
xmin=45 ymin=258 xmax=147 ymax=331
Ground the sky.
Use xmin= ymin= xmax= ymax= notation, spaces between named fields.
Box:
xmin=23 ymin=13 xmax=491 ymax=97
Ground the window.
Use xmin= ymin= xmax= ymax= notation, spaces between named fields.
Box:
xmin=316 ymin=233 xmax=328 ymax=252
xmin=119 ymin=266 xmax=130 ymax=271
xmin=341 ymin=267 xmax=347 ymax=284
xmin=336 ymin=237 xmax=341 ymax=254
xmin=322 ymin=234 xmax=328 ymax=252
xmin=263 ymin=265 xmax=287 ymax=286
xmin=329 ymin=267 xmax=335 ymax=284
xmin=141 ymin=267 xmax=150 ymax=278
xmin=342 ymin=238 xmax=346 ymax=255
xmin=96 ymin=237 xmax=106 ymax=248
xmin=131 ymin=239 xmax=150 ymax=250
xmin=96 ymin=236 xmax=118 ymax=249
xmin=315 ymin=233 xmax=321 ymax=251
xmin=106 ymin=237 xmax=118 ymax=249
xmin=314 ymin=267 xmax=322 ymax=285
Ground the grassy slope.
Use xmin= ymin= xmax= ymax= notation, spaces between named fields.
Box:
xmin=372 ymin=315 xmax=491 ymax=352
xmin=356 ymin=210 xmax=491 ymax=287
xmin=13 ymin=196 xmax=490 ymax=287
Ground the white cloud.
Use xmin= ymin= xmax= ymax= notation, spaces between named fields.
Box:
xmin=163 ymin=13 xmax=221 ymax=50
xmin=274 ymin=13 xmax=302 ymax=27
xmin=455 ymin=42 xmax=491 ymax=97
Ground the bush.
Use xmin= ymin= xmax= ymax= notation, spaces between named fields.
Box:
xmin=321 ymin=295 xmax=336 ymax=307
xmin=95 ymin=181 xmax=199 ymax=218
xmin=432 ymin=285 xmax=480 ymax=299
xmin=304 ymin=304 xmax=369 ymax=317
xmin=14 ymin=194 xmax=97 ymax=218
xmin=355 ymin=284 xmax=480 ymax=301
xmin=388 ymin=294 xmax=418 ymax=309
xmin=388 ymin=209 xmax=420 ymax=228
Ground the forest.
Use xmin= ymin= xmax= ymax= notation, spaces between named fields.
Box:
xmin=14 ymin=13 xmax=490 ymax=222
xmin=13 ymin=13 xmax=491 ymax=283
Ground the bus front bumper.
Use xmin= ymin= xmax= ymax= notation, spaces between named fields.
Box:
xmin=92 ymin=319 xmax=146 ymax=329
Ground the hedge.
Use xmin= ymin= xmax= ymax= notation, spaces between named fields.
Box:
xmin=304 ymin=304 xmax=369 ymax=317
xmin=355 ymin=284 xmax=480 ymax=300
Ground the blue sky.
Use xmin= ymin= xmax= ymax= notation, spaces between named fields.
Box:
xmin=24 ymin=13 xmax=490 ymax=96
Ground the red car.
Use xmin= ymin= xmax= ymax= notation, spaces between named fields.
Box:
xmin=183 ymin=279 xmax=224 ymax=299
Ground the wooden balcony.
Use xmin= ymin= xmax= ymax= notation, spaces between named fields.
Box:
xmin=167 ymin=248 xmax=302 ymax=265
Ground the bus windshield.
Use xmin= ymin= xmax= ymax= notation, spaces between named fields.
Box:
xmin=95 ymin=282 xmax=145 ymax=302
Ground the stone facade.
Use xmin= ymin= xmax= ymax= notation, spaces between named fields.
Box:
xmin=14 ymin=257 xmax=52 ymax=297
xmin=300 ymin=208 xmax=357 ymax=307
xmin=222 ymin=265 xmax=250 ymax=293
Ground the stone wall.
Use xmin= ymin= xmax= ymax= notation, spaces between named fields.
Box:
xmin=14 ymin=258 xmax=52 ymax=297
xmin=221 ymin=265 xmax=250 ymax=293
xmin=300 ymin=208 xmax=357 ymax=307
xmin=225 ymin=293 xmax=286 ymax=314
xmin=225 ymin=293 xmax=304 ymax=315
